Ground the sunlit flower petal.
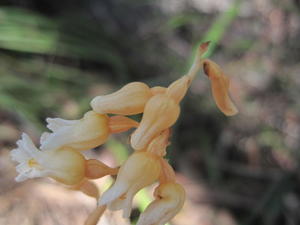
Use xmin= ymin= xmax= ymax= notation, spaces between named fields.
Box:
xmin=136 ymin=182 xmax=185 ymax=225
xmin=91 ymin=82 xmax=153 ymax=115
xmin=41 ymin=111 xmax=110 ymax=151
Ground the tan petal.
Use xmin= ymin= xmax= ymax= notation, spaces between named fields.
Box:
xmin=203 ymin=59 xmax=238 ymax=116
xmin=166 ymin=75 xmax=192 ymax=104
xmin=91 ymin=82 xmax=152 ymax=115
xmin=131 ymin=94 xmax=180 ymax=150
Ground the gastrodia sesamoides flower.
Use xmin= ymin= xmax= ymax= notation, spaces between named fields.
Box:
xmin=203 ymin=59 xmax=238 ymax=116
xmin=40 ymin=111 xmax=138 ymax=151
xmin=130 ymin=94 xmax=180 ymax=150
xmin=136 ymin=182 xmax=185 ymax=225
xmin=91 ymin=82 xmax=153 ymax=115
xmin=41 ymin=111 xmax=110 ymax=151
xmin=10 ymin=133 xmax=86 ymax=185
xmin=98 ymin=151 xmax=161 ymax=218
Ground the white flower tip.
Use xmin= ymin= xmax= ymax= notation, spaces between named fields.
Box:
xmin=15 ymin=175 xmax=26 ymax=182
xmin=46 ymin=117 xmax=77 ymax=132
xmin=40 ymin=132 xmax=50 ymax=145
xmin=90 ymin=97 xmax=105 ymax=114
xmin=10 ymin=149 xmax=19 ymax=161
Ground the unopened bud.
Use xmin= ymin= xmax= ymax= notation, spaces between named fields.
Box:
xmin=151 ymin=86 xmax=166 ymax=95
xmin=131 ymin=94 xmax=180 ymax=150
xmin=91 ymin=82 xmax=152 ymax=115
xmin=166 ymin=75 xmax=192 ymax=104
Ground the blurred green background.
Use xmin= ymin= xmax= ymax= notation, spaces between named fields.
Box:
xmin=1 ymin=0 xmax=300 ymax=225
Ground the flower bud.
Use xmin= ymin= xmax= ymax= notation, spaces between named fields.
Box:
xmin=203 ymin=59 xmax=238 ymax=116
xmin=91 ymin=82 xmax=153 ymax=115
xmin=131 ymin=94 xmax=180 ymax=150
xmin=41 ymin=111 xmax=110 ymax=151
xmin=98 ymin=151 xmax=161 ymax=218
xmin=151 ymin=86 xmax=166 ymax=95
xmin=166 ymin=75 xmax=192 ymax=104
xmin=108 ymin=116 xmax=139 ymax=134
xmin=11 ymin=133 xmax=86 ymax=185
xmin=136 ymin=182 xmax=185 ymax=225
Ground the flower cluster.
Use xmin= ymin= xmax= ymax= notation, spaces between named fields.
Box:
xmin=10 ymin=42 xmax=238 ymax=225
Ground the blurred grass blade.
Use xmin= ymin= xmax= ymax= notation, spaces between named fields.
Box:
xmin=0 ymin=7 xmax=126 ymax=73
xmin=195 ymin=0 xmax=241 ymax=59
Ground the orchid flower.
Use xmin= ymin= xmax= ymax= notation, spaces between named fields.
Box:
xmin=11 ymin=133 xmax=86 ymax=185
xmin=11 ymin=133 xmax=118 ymax=185
xmin=98 ymin=151 xmax=161 ymax=218
xmin=10 ymin=41 xmax=240 ymax=225
xmin=136 ymin=182 xmax=185 ymax=225
xmin=91 ymin=82 xmax=153 ymax=115
xmin=41 ymin=111 xmax=138 ymax=151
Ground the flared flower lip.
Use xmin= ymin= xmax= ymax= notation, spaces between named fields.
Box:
xmin=10 ymin=133 xmax=50 ymax=182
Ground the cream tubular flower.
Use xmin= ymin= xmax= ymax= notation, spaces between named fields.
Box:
xmin=41 ymin=111 xmax=110 ymax=151
xmin=91 ymin=82 xmax=153 ymax=115
xmin=11 ymin=133 xmax=86 ymax=185
xmin=136 ymin=182 xmax=185 ymax=225
xmin=98 ymin=151 xmax=161 ymax=218
xmin=203 ymin=59 xmax=238 ymax=116
xmin=130 ymin=94 xmax=180 ymax=150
